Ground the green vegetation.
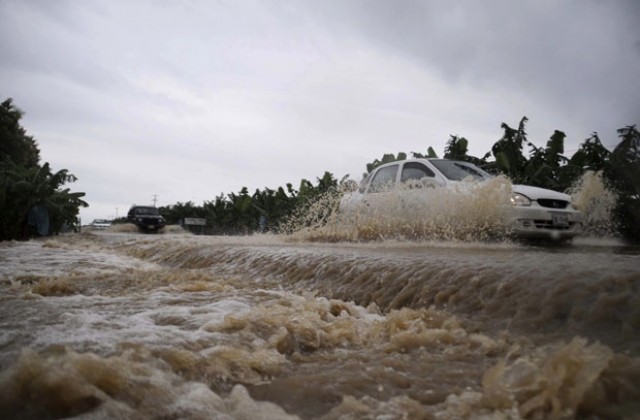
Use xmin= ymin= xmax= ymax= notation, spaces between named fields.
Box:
xmin=157 ymin=172 xmax=345 ymax=235
xmin=0 ymin=98 xmax=87 ymax=240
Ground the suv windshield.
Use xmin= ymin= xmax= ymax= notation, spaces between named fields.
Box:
xmin=430 ymin=160 xmax=491 ymax=181
xmin=134 ymin=207 xmax=160 ymax=216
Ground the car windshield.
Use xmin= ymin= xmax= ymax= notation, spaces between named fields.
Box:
xmin=135 ymin=207 xmax=160 ymax=215
xmin=430 ymin=160 xmax=491 ymax=181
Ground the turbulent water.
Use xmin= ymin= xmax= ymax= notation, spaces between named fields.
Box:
xmin=1 ymin=229 xmax=639 ymax=419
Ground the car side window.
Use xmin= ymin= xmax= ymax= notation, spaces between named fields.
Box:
xmin=358 ymin=172 xmax=374 ymax=193
xmin=368 ymin=165 xmax=399 ymax=193
xmin=401 ymin=162 xmax=435 ymax=187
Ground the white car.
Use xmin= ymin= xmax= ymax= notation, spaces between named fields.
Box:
xmin=90 ymin=219 xmax=112 ymax=230
xmin=339 ymin=158 xmax=585 ymax=240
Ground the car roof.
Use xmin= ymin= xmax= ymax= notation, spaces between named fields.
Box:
xmin=372 ymin=158 xmax=441 ymax=169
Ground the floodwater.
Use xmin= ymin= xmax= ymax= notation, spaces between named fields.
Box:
xmin=1 ymin=230 xmax=639 ymax=419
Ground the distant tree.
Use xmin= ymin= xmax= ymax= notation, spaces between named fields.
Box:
xmin=159 ymin=201 xmax=204 ymax=224
xmin=315 ymin=171 xmax=339 ymax=194
xmin=444 ymin=135 xmax=469 ymax=160
xmin=490 ymin=116 xmax=530 ymax=183
xmin=522 ymin=130 xmax=569 ymax=190
xmin=569 ymin=133 xmax=611 ymax=171
xmin=295 ymin=172 xmax=338 ymax=206
xmin=228 ymin=187 xmax=256 ymax=233
xmin=366 ymin=152 xmax=408 ymax=173
xmin=562 ymin=132 xmax=611 ymax=188
xmin=608 ymin=126 xmax=640 ymax=197
xmin=411 ymin=147 xmax=438 ymax=159
xmin=606 ymin=125 xmax=640 ymax=243
xmin=297 ymin=179 xmax=316 ymax=203
xmin=252 ymin=185 xmax=301 ymax=232
xmin=203 ymin=194 xmax=231 ymax=233
xmin=443 ymin=135 xmax=490 ymax=167
xmin=0 ymin=99 xmax=40 ymax=167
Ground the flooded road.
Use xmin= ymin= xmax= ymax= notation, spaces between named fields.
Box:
xmin=1 ymin=231 xmax=639 ymax=419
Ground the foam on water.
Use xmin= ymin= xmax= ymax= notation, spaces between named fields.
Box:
xmin=112 ymin=235 xmax=640 ymax=351
xmin=0 ymin=347 xmax=299 ymax=420
xmin=1 ymin=231 xmax=638 ymax=419
xmin=0 ymin=236 xmax=157 ymax=281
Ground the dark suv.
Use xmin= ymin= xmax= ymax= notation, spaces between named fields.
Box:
xmin=127 ymin=206 xmax=166 ymax=233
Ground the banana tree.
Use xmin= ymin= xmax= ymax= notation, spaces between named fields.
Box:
xmin=0 ymin=160 xmax=86 ymax=239
xmin=490 ymin=116 xmax=530 ymax=183
xmin=607 ymin=125 xmax=640 ymax=243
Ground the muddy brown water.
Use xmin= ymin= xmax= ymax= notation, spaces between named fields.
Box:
xmin=0 ymin=232 xmax=639 ymax=419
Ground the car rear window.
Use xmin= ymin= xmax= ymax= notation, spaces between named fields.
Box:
xmin=401 ymin=162 xmax=435 ymax=183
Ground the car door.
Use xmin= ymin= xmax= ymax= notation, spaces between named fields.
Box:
xmin=398 ymin=161 xmax=444 ymax=213
xmin=359 ymin=164 xmax=400 ymax=216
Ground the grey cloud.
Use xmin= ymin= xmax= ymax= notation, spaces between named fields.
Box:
xmin=2 ymin=0 xmax=639 ymax=224
xmin=294 ymin=0 xmax=640 ymax=145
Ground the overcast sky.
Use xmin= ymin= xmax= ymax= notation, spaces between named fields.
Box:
xmin=2 ymin=0 xmax=639 ymax=222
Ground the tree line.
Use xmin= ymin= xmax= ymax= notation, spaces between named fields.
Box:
xmin=145 ymin=171 xmax=345 ymax=235
xmin=1 ymin=98 xmax=87 ymax=241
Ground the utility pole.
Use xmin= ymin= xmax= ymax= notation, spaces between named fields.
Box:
xmin=152 ymin=194 xmax=158 ymax=207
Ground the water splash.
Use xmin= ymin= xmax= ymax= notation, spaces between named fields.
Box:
xmin=569 ymin=170 xmax=618 ymax=236
xmin=285 ymin=176 xmax=514 ymax=243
